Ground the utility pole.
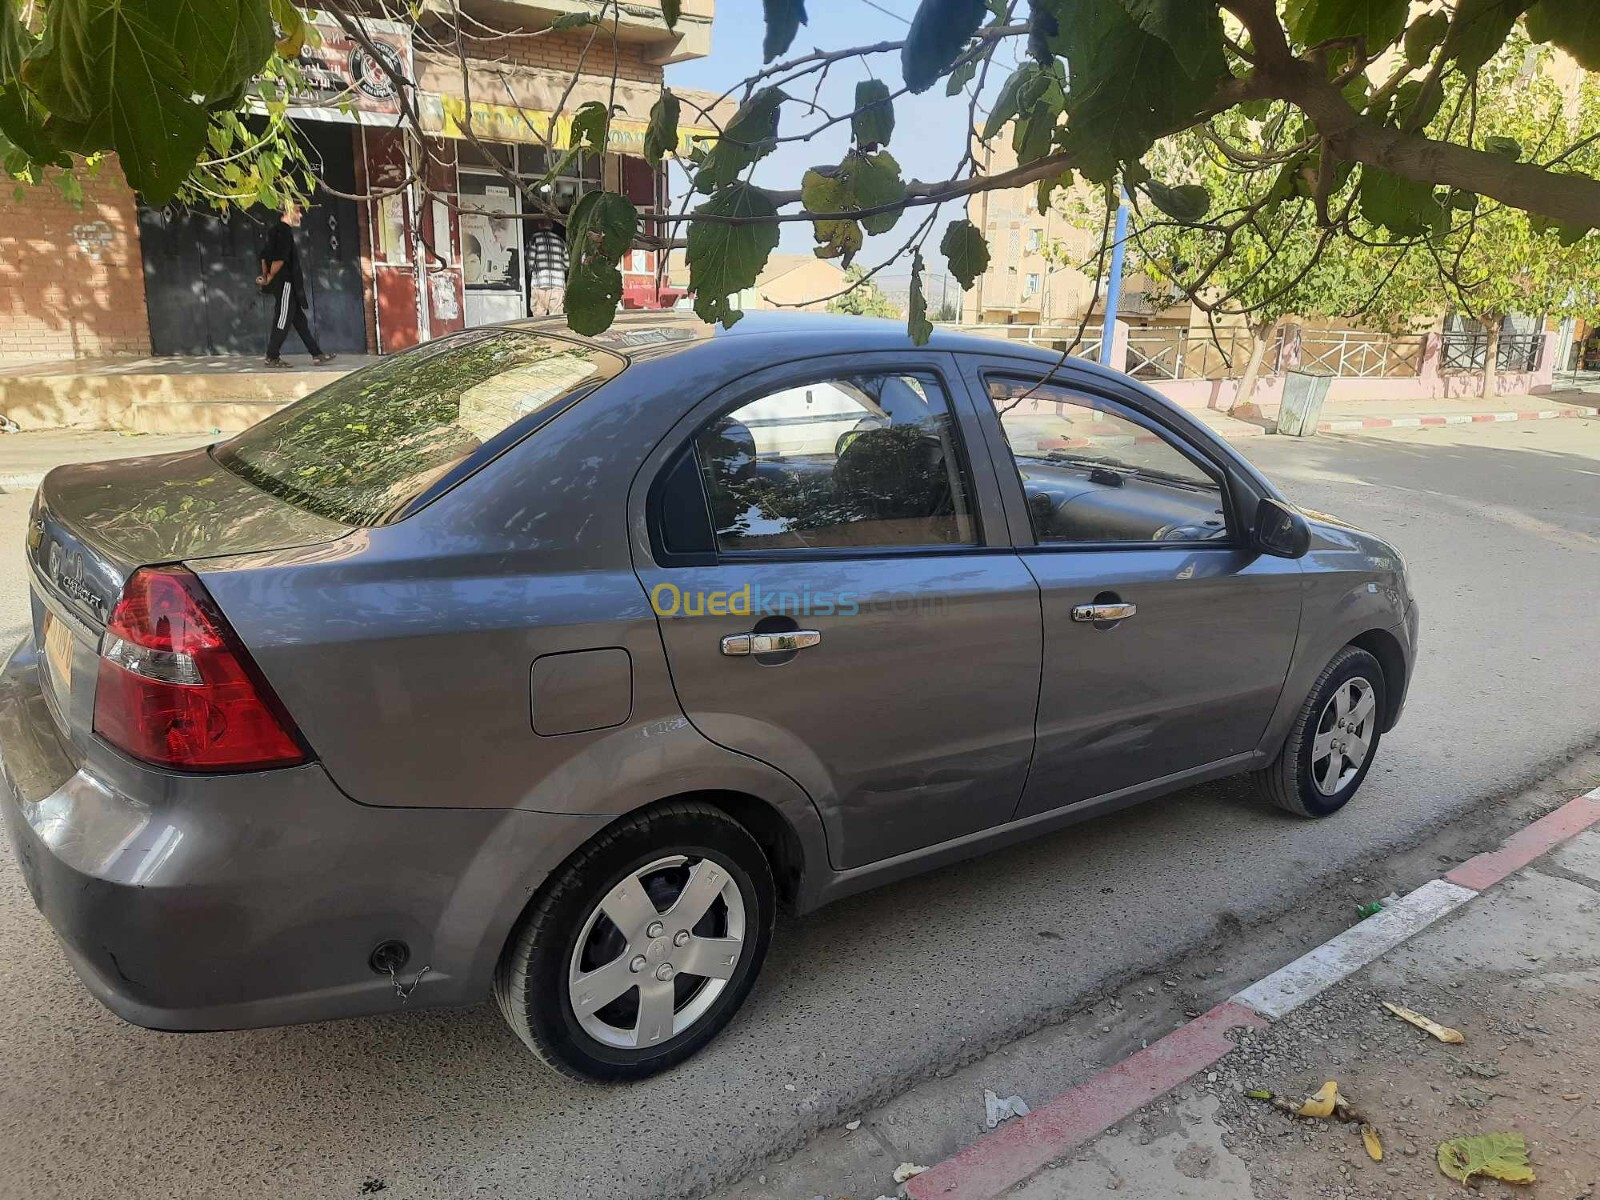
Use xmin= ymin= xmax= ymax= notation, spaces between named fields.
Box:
xmin=1099 ymin=192 xmax=1130 ymax=369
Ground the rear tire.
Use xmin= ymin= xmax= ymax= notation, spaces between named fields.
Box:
xmin=494 ymin=801 xmax=775 ymax=1082
xmin=1253 ymin=646 xmax=1385 ymax=818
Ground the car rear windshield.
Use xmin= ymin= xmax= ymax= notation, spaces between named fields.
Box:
xmin=214 ymin=329 xmax=623 ymax=526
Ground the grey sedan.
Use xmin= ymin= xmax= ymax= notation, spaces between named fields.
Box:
xmin=0 ymin=315 xmax=1417 ymax=1081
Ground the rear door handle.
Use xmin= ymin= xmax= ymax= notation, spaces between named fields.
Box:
xmin=721 ymin=630 xmax=823 ymax=656
xmin=1071 ymin=602 xmax=1137 ymax=623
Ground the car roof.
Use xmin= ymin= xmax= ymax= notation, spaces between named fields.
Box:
xmin=499 ymin=310 xmax=1132 ymax=388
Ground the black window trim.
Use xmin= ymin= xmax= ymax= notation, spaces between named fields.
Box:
xmin=646 ymin=361 xmax=995 ymax=568
xmin=981 ymin=369 xmax=1243 ymax=553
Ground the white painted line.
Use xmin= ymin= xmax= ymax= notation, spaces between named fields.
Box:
xmin=1442 ymin=414 xmax=1472 ymax=425
xmin=1233 ymin=879 xmax=1477 ymax=1019
xmin=1390 ymin=417 xmax=1424 ymax=427
xmin=1492 ymin=412 xmax=1518 ymax=421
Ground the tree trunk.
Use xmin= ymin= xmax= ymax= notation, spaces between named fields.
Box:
xmin=1482 ymin=318 xmax=1502 ymax=400
xmin=1231 ymin=319 xmax=1278 ymax=414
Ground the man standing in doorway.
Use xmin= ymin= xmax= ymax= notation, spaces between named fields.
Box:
xmin=527 ymin=218 xmax=568 ymax=316
xmin=257 ymin=201 xmax=337 ymax=368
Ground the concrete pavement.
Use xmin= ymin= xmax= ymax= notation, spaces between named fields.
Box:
xmin=0 ymin=419 xmax=1599 ymax=1200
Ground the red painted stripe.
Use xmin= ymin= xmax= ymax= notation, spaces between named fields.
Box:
xmin=903 ymin=1002 xmax=1267 ymax=1200
xmin=1419 ymin=415 xmax=1447 ymax=426
xmin=1470 ymin=413 xmax=1495 ymax=421
xmin=1445 ymin=793 xmax=1600 ymax=891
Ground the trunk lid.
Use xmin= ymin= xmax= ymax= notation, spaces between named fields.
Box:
xmin=27 ymin=448 xmax=351 ymax=743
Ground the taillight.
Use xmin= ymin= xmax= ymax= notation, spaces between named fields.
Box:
xmin=93 ymin=566 xmax=307 ymax=771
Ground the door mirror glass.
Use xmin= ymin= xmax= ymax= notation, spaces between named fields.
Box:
xmin=1254 ymin=498 xmax=1311 ymax=559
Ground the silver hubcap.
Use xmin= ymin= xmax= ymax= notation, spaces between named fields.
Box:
xmin=1311 ymin=677 xmax=1376 ymax=796
xmin=568 ymin=855 xmax=746 ymax=1050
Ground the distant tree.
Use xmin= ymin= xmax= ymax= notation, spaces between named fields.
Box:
xmin=828 ymin=265 xmax=900 ymax=318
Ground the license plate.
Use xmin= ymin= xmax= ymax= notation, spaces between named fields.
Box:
xmin=43 ymin=611 xmax=75 ymax=700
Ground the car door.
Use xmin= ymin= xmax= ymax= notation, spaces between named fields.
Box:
xmin=632 ymin=351 xmax=1042 ymax=870
xmin=958 ymin=360 xmax=1304 ymax=820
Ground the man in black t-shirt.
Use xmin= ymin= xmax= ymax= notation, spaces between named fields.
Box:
xmin=257 ymin=201 xmax=336 ymax=368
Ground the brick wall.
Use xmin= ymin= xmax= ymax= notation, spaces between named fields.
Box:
xmin=496 ymin=29 xmax=663 ymax=84
xmin=0 ymin=161 xmax=151 ymax=361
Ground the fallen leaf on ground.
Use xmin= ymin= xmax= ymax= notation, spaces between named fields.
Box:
xmin=1245 ymin=1089 xmax=1274 ymax=1101
xmin=844 ymin=1119 xmax=861 ymax=1131
xmin=1562 ymin=1093 xmax=1584 ymax=1102
xmin=1362 ymin=1123 xmax=1383 ymax=1161
xmin=1437 ymin=1132 xmax=1536 ymax=1185
xmin=1383 ymin=1001 xmax=1466 ymax=1044
xmin=893 ymin=1163 xmax=928 ymax=1183
xmin=1299 ymin=1081 xmax=1341 ymax=1118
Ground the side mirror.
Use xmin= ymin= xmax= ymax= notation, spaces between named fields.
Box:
xmin=1254 ymin=497 xmax=1311 ymax=559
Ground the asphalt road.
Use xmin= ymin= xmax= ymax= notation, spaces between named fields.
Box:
xmin=2 ymin=418 xmax=1598 ymax=1200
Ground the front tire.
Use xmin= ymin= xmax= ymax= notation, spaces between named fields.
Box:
xmin=1253 ymin=646 xmax=1385 ymax=818
xmin=495 ymin=801 xmax=775 ymax=1082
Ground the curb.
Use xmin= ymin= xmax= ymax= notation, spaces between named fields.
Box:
xmin=0 ymin=473 xmax=44 ymax=490
xmin=905 ymin=786 xmax=1600 ymax=1200
xmin=1318 ymin=407 xmax=1591 ymax=433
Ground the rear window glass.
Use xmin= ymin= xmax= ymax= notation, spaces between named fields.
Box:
xmin=214 ymin=330 xmax=623 ymax=526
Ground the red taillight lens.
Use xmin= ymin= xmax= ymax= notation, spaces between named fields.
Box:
xmin=93 ymin=566 xmax=307 ymax=770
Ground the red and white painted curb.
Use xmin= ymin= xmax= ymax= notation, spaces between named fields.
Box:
xmin=1318 ymin=407 xmax=1589 ymax=434
xmin=904 ymin=787 xmax=1600 ymax=1200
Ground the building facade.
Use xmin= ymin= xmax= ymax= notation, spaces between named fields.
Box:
xmin=0 ymin=0 xmax=717 ymax=362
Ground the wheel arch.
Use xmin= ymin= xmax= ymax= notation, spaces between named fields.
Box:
xmin=1347 ymin=628 xmax=1407 ymax=732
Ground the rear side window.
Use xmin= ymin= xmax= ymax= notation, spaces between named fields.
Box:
xmin=215 ymin=330 xmax=623 ymax=525
xmin=691 ymin=372 xmax=978 ymax=553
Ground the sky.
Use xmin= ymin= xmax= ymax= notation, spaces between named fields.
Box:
xmin=663 ymin=0 xmax=1012 ymax=263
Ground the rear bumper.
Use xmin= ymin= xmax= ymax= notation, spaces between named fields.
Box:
xmin=0 ymin=638 xmax=602 ymax=1032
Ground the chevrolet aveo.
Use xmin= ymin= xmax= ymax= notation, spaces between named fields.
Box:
xmin=0 ymin=315 xmax=1417 ymax=1081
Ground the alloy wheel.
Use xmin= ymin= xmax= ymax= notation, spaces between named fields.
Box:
xmin=1311 ymin=676 xmax=1377 ymax=796
xmin=567 ymin=854 xmax=747 ymax=1049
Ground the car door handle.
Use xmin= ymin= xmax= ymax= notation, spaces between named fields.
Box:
xmin=1072 ymin=602 xmax=1137 ymax=623
xmin=720 ymin=630 xmax=823 ymax=656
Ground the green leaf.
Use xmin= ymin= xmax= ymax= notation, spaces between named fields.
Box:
xmin=802 ymin=167 xmax=864 ymax=265
xmin=1449 ymin=188 xmax=1480 ymax=211
xmin=686 ymin=182 xmax=781 ymax=328
xmin=1358 ymin=165 xmax=1445 ymax=238
xmin=983 ymin=66 xmax=1036 ymax=141
xmin=940 ymin=218 xmax=989 ymax=290
xmin=156 ymin=0 xmax=274 ymax=99
xmin=271 ymin=0 xmax=307 ymax=57
xmin=1443 ymin=0 xmax=1532 ymax=74
xmin=853 ymin=79 xmax=894 ymax=147
xmin=1143 ymin=180 xmax=1211 ymax=223
xmin=1286 ymin=0 xmax=1408 ymax=50
xmin=1403 ymin=10 xmax=1449 ymax=65
xmin=692 ymin=87 xmax=784 ymax=193
xmin=645 ymin=90 xmax=680 ymax=163
xmin=800 ymin=149 xmax=906 ymax=259
xmin=944 ymin=58 xmax=977 ymax=96
xmin=762 ymin=0 xmax=807 ymax=62
xmin=564 ymin=190 xmax=637 ymax=336
xmin=1392 ymin=79 xmax=1443 ymax=129
xmin=1527 ymin=0 xmax=1600 ymax=70
xmin=1 ymin=0 xmax=33 ymax=81
xmin=662 ymin=0 xmax=681 ymax=30
xmin=1484 ymin=135 xmax=1523 ymax=159
xmin=569 ymin=100 xmax=611 ymax=152
xmin=907 ymin=248 xmax=934 ymax=345
xmin=1054 ymin=0 xmax=1226 ymax=184
xmin=902 ymin=0 xmax=987 ymax=94
xmin=24 ymin=0 xmax=211 ymax=202
xmin=1036 ymin=169 xmax=1074 ymax=214
xmin=1115 ymin=0 xmax=1227 ymax=80
xmin=1555 ymin=222 xmax=1592 ymax=245
xmin=551 ymin=11 xmax=597 ymax=31
xmin=1436 ymin=1133 xmax=1536 ymax=1186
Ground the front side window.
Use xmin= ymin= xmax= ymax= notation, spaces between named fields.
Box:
xmin=216 ymin=330 xmax=621 ymax=526
xmin=988 ymin=379 xmax=1229 ymax=545
xmin=693 ymin=372 xmax=977 ymax=553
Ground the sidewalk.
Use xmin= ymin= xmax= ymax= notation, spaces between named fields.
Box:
xmin=903 ymin=791 xmax=1600 ymax=1200
xmin=0 ymin=430 xmax=215 ymax=489
xmin=1228 ymin=393 xmax=1600 ymax=437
